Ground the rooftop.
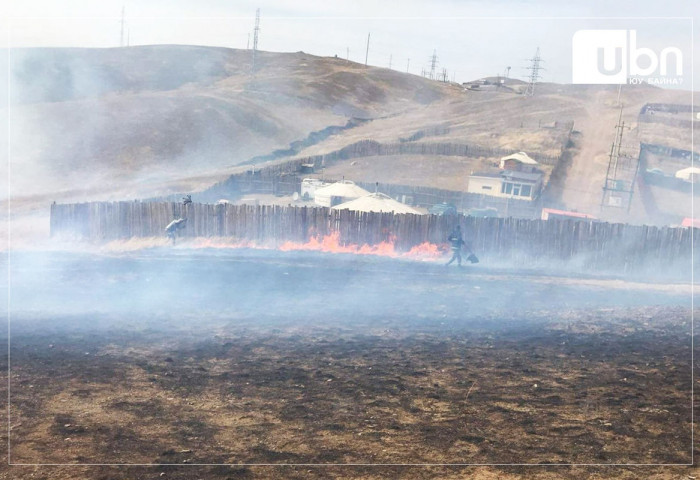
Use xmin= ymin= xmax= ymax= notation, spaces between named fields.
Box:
xmin=501 ymin=170 xmax=543 ymax=183
xmin=500 ymin=152 xmax=539 ymax=165
xmin=470 ymin=170 xmax=543 ymax=183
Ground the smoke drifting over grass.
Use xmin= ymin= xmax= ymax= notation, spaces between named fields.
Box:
xmin=4 ymin=247 xmax=691 ymax=337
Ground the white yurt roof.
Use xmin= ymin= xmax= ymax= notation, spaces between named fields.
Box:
xmin=314 ymin=180 xmax=370 ymax=198
xmin=500 ymin=151 xmax=539 ymax=165
xmin=332 ymin=193 xmax=422 ymax=214
xmin=675 ymin=167 xmax=700 ymax=179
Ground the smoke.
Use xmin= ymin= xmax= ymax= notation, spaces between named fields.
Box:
xmin=3 ymin=44 xmax=695 ymax=341
xmin=5 ymin=46 xmax=379 ymax=204
xmin=4 ymin=246 xmax=691 ymax=339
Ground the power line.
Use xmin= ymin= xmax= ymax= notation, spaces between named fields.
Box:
xmin=119 ymin=6 xmax=125 ymax=47
xmin=251 ymin=8 xmax=260 ymax=73
xmin=429 ymin=49 xmax=438 ymax=80
xmin=365 ymin=32 xmax=370 ymax=66
xmin=600 ymin=107 xmax=638 ymax=212
xmin=524 ymin=47 xmax=543 ymax=97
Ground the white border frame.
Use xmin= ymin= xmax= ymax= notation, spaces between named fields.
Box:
xmin=5 ymin=14 xmax=695 ymax=468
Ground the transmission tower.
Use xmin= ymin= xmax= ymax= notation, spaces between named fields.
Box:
xmin=429 ymin=50 xmax=438 ymax=80
xmin=365 ymin=33 xmax=370 ymax=65
xmin=120 ymin=6 xmax=125 ymax=47
xmin=440 ymin=67 xmax=448 ymax=82
xmin=251 ymin=8 xmax=260 ymax=73
xmin=524 ymin=47 xmax=543 ymax=96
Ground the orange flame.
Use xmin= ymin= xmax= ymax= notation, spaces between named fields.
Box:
xmin=279 ymin=231 xmax=447 ymax=261
xmin=100 ymin=232 xmax=448 ymax=262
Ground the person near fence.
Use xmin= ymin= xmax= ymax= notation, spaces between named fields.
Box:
xmin=446 ymin=225 xmax=465 ymax=266
xmin=446 ymin=225 xmax=479 ymax=267
xmin=165 ymin=217 xmax=187 ymax=244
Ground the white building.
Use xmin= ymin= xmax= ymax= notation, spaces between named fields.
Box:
xmin=333 ymin=193 xmax=422 ymax=214
xmin=499 ymin=152 xmax=539 ymax=171
xmin=468 ymin=151 xmax=543 ymax=201
xmin=300 ymin=178 xmax=330 ymax=200
xmin=675 ymin=167 xmax=700 ymax=183
xmin=313 ymin=180 xmax=370 ymax=207
xmin=467 ymin=170 xmax=543 ymax=200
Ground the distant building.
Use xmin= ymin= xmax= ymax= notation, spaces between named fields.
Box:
xmin=681 ymin=217 xmax=700 ymax=228
xmin=467 ymin=152 xmax=544 ymax=201
xmin=541 ymin=208 xmax=596 ymax=221
xmin=300 ymin=178 xmax=330 ymax=200
xmin=675 ymin=167 xmax=700 ymax=183
xmin=499 ymin=152 xmax=539 ymax=172
xmin=468 ymin=170 xmax=543 ymax=200
xmin=313 ymin=180 xmax=370 ymax=207
xmin=332 ymin=193 xmax=422 ymax=214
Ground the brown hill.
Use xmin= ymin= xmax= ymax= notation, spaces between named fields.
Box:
xmin=5 ymin=45 xmax=446 ymax=201
xmin=2 ymin=45 xmax=697 ymax=244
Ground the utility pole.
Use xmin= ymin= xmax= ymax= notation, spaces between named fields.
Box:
xmin=389 ymin=54 xmax=392 ymax=69
xmin=525 ymin=47 xmax=543 ymax=97
xmin=429 ymin=49 xmax=438 ymax=80
xmin=365 ymin=33 xmax=370 ymax=65
xmin=252 ymin=8 xmax=260 ymax=73
xmin=346 ymin=47 xmax=349 ymax=62
xmin=600 ymin=107 xmax=639 ymax=212
xmin=617 ymin=84 xmax=623 ymax=107
xmin=247 ymin=33 xmax=250 ymax=49
xmin=406 ymin=58 xmax=410 ymax=73
xmin=120 ymin=6 xmax=125 ymax=47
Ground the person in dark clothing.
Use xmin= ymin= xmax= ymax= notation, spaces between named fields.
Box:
xmin=446 ymin=225 xmax=465 ymax=266
xmin=446 ymin=225 xmax=479 ymax=267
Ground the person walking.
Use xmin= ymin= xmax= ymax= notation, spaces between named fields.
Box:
xmin=446 ymin=225 xmax=465 ymax=267
xmin=446 ymin=225 xmax=479 ymax=267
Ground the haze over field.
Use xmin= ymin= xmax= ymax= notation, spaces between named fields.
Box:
xmin=1 ymin=3 xmax=699 ymax=479
xmin=2 ymin=42 xmax=696 ymax=248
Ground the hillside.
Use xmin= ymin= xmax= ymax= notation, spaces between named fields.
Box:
xmin=5 ymin=45 xmax=446 ymax=201
xmin=2 ymin=45 xmax=698 ymax=245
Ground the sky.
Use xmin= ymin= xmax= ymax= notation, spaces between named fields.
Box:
xmin=1 ymin=0 xmax=698 ymax=87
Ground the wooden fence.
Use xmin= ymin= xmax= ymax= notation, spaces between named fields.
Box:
xmin=50 ymin=201 xmax=698 ymax=274
xmin=191 ymin=176 xmax=541 ymax=219
xmin=206 ymin=139 xmax=564 ymax=196
xmin=638 ymin=102 xmax=699 ymax=129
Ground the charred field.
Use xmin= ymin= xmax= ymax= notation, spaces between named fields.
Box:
xmin=1 ymin=249 xmax=697 ymax=479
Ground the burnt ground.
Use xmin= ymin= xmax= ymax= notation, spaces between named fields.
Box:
xmin=1 ymin=250 xmax=698 ymax=478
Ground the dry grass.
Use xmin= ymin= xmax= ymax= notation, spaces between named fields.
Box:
xmin=3 ymin=306 xmax=696 ymax=478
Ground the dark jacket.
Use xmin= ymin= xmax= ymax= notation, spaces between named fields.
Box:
xmin=447 ymin=230 xmax=465 ymax=250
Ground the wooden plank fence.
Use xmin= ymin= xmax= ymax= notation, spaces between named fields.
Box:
xmin=638 ymin=102 xmax=700 ymax=129
xmin=205 ymin=139 xmax=565 ymax=197
xmin=50 ymin=201 xmax=699 ymax=274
